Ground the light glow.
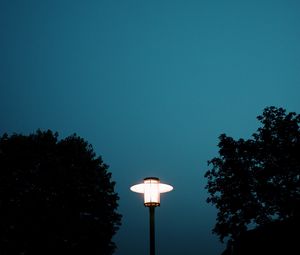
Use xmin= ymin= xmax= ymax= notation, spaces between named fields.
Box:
xmin=130 ymin=177 xmax=173 ymax=207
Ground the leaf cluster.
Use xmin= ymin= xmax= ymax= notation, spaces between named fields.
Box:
xmin=0 ymin=130 xmax=121 ymax=255
xmin=205 ymin=107 xmax=300 ymax=243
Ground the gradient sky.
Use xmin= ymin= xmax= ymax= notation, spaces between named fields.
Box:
xmin=1 ymin=0 xmax=300 ymax=254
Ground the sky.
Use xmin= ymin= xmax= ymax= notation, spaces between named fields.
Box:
xmin=0 ymin=0 xmax=300 ymax=254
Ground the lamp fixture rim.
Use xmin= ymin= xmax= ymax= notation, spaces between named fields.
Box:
xmin=144 ymin=177 xmax=160 ymax=181
xmin=130 ymin=182 xmax=173 ymax=194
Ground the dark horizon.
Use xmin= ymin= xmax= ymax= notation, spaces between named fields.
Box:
xmin=1 ymin=1 xmax=300 ymax=254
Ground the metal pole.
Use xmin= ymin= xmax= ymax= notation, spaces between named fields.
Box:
xmin=149 ymin=206 xmax=155 ymax=255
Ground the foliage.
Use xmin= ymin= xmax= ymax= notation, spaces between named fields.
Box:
xmin=0 ymin=130 xmax=121 ymax=255
xmin=205 ymin=106 xmax=300 ymax=243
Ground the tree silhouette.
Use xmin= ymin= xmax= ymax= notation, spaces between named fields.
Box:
xmin=205 ymin=107 xmax=300 ymax=247
xmin=0 ymin=130 xmax=121 ymax=255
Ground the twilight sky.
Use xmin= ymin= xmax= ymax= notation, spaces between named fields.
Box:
xmin=1 ymin=0 xmax=300 ymax=254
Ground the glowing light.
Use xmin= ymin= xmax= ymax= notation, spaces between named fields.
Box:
xmin=130 ymin=177 xmax=173 ymax=207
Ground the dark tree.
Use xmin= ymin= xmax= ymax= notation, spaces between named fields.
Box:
xmin=205 ymin=107 xmax=300 ymax=246
xmin=0 ymin=130 xmax=121 ymax=255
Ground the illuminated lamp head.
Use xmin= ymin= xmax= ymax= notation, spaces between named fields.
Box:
xmin=130 ymin=177 xmax=173 ymax=207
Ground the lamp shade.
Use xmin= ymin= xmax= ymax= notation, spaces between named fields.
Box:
xmin=130 ymin=177 xmax=173 ymax=207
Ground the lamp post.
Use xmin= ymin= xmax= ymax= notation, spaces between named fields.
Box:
xmin=130 ymin=177 xmax=173 ymax=255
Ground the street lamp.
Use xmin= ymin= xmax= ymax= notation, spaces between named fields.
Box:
xmin=130 ymin=177 xmax=173 ymax=255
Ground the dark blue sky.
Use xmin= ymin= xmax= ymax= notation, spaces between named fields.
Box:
xmin=1 ymin=0 xmax=300 ymax=254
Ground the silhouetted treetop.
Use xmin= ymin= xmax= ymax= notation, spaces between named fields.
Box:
xmin=0 ymin=130 xmax=121 ymax=255
xmin=205 ymin=106 xmax=300 ymax=244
